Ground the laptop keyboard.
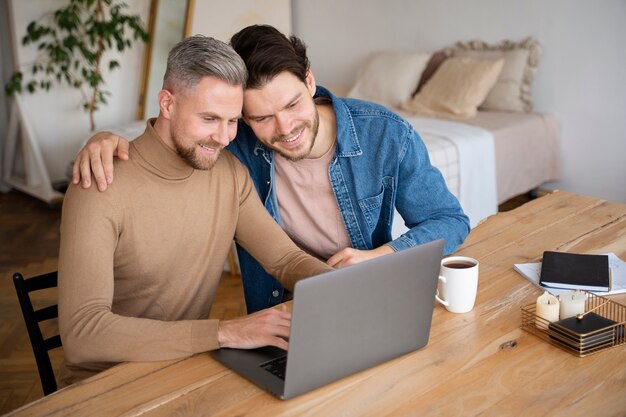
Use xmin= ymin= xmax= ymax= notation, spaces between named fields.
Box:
xmin=260 ymin=355 xmax=287 ymax=380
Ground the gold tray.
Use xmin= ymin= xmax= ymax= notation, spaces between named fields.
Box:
xmin=521 ymin=292 xmax=626 ymax=357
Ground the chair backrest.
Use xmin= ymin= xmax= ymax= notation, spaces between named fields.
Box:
xmin=13 ymin=271 xmax=62 ymax=395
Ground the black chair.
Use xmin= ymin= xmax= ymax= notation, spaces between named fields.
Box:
xmin=13 ymin=271 xmax=62 ymax=395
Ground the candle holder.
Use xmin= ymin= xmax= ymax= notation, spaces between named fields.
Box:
xmin=521 ymin=292 xmax=626 ymax=357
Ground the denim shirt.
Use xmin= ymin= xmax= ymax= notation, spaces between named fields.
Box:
xmin=227 ymin=86 xmax=470 ymax=313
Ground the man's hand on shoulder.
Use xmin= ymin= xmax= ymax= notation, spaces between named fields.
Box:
xmin=72 ymin=132 xmax=130 ymax=191
xmin=217 ymin=305 xmax=291 ymax=351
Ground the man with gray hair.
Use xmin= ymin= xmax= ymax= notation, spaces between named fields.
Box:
xmin=58 ymin=35 xmax=332 ymax=386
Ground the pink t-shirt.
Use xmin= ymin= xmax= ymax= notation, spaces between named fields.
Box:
xmin=274 ymin=142 xmax=351 ymax=261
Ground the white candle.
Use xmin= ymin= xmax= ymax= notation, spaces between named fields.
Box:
xmin=558 ymin=290 xmax=586 ymax=320
xmin=536 ymin=291 xmax=560 ymax=329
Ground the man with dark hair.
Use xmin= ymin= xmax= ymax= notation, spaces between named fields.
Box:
xmin=71 ymin=25 xmax=470 ymax=314
xmin=58 ymin=34 xmax=332 ymax=386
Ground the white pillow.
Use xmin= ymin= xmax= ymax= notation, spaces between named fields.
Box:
xmin=347 ymin=51 xmax=432 ymax=107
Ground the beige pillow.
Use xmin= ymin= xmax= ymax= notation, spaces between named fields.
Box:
xmin=448 ymin=37 xmax=542 ymax=112
xmin=347 ymin=51 xmax=432 ymax=107
xmin=401 ymin=56 xmax=504 ymax=119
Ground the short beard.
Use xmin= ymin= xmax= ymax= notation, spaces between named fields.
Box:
xmin=171 ymin=131 xmax=220 ymax=171
xmin=271 ymin=108 xmax=320 ymax=162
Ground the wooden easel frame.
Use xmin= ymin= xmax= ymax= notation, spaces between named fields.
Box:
xmin=3 ymin=94 xmax=64 ymax=204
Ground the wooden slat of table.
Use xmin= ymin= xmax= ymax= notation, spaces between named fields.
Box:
xmin=8 ymin=191 xmax=626 ymax=416
xmin=9 ymin=358 xmax=225 ymax=416
xmin=461 ymin=192 xmax=601 ymax=250
xmin=461 ymin=193 xmax=618 ymax=261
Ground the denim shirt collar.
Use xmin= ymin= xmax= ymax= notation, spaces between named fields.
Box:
xmin=320 ymin=86 xmax=363 ymax=158
xmin=252 ymin=85 xmax=362 ymax=161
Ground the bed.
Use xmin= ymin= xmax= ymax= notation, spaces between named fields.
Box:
xmin=388 ymin=109 xmax=561 ymax=234
xmin=347 ymin=37 xmax=562 ymax=232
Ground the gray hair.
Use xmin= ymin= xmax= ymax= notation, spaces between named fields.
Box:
xmin=163 ymin=34 xmax=247 ymax=92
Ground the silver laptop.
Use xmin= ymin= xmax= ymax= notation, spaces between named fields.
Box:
xmin=212 ymin=238 xmax=444 ymax=400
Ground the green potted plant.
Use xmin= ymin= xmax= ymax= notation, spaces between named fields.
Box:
xmin=4 ymin=0 xmax=149 ymax=131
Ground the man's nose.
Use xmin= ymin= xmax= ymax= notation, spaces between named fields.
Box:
xmin=214 ymin=122 xmax=231 ymax=147
xmin=275 ymin=113 xmax=294 ymax=136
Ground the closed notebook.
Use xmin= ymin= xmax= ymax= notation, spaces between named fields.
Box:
xmin=540 ymin=251 xmax=611 ymax=291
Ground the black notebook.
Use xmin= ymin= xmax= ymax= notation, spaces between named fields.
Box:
xmin=540 ymin=251 xmax=611 ymax=291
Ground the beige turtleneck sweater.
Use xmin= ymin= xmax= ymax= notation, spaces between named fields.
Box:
xmin=58 ymin=121 xmax=332 ymax=385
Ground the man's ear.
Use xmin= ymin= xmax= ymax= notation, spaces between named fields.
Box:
xmin=157 ymin=89 xmax=175 ymax=118
xmin=305 ymin=71 xmax=317 ymax=97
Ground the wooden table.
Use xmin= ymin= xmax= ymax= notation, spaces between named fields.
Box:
xmin=10 ymin=191 xmax=626 ymax=416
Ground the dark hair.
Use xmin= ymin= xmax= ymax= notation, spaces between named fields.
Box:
xmin=230 ymin=25 xmax=310 ymax=89
xmin=164 ymin=34 xmax=247 ymax=93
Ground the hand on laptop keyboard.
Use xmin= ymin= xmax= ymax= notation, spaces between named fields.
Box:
xmin=217 ymin=305 xmax=291 ymax=350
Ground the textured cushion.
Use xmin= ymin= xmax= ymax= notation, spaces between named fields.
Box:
xmin=347 ymin=51 xmax=432 ymax=107
xmin=401 ymin=56 xmax=504 ymax=119
xmin=448 ymin=37 xmax=542 ymax=112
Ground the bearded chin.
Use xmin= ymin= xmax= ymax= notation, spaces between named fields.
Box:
xmin=276 ymin=108 xmax=320 ymax=162
xmin=171 ymin=131 xmax=219 ymax=171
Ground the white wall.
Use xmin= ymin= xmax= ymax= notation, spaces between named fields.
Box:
xmin=189 ymin=0 xmax=291 ymax=42
xmin=8 ymin=0 xmax=150 ymax=182
xmin=293 ymin=0 xmax=626 ymax=203
xmin=6 ymin=0 xmax=625 ymax=202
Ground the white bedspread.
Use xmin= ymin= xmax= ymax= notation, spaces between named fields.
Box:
xmin=392 ymin=116 xmax=498 ymax=238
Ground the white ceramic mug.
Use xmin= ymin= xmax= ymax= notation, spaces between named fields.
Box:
xmin=435 ymin=256 xmax=479 ymax=313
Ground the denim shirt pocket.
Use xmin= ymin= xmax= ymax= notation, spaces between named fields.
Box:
xmin=357 ymin=176 xmax=395 ymax=228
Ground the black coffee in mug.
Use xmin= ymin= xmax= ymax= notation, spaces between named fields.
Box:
xmin=443 ymin=261 xmax=475 ymax=269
